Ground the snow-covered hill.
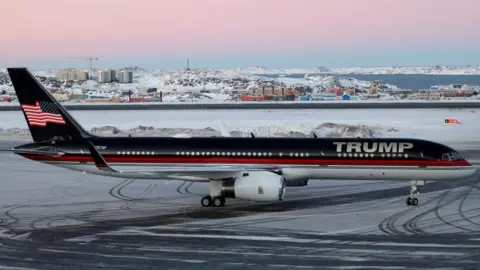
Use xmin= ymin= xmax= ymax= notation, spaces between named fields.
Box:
xmin=329 ymin=66 xmax=480 ymax=75
xmin=230 ymin=66 xmax=334 ymax=75
xmin=234 ymin=65 xmax=480 ymax=75
xmin=113 ymin=68 xmax=385 ymax=91
xmin=0 ymin=122 xmax=378 ymax=141
xmin=0 ymin=68 xmax=389 ymax=93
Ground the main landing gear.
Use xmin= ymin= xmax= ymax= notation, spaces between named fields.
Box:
xmin=201 ymin=180 xmax=230 ymax=207
xmin=406 ymin=180 xmax=424 ymax=206
xmin=201 ymin=195 xmax=226 ymax=207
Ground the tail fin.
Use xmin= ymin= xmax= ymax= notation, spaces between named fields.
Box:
xmin=7 ymin=68 xmax=93 ymax=143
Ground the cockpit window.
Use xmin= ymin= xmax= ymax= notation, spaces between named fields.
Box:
xmin=441 ymin=152 xmax=462 ymax=161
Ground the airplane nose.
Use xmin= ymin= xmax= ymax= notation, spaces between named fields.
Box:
xmin=464 ymin=159 xmax=477 ymax=176
xmin=457 ymin=158 xmax=473 ymax=166
xmin=465 ymin=159 xmax=473 ymax=167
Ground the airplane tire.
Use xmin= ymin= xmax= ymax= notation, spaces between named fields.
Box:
xmin=201 ymin=196 xmax=212 ymax=207
xmin=411 ymin=198 xmax=418 ymax=206
xmin=406 ymin=197 xmax=418 ymax=206
xmin=212 ymin=196 xmax=225 ymax=207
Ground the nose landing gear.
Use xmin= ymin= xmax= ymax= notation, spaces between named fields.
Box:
xmin=406 ymin=180 xmax=424 ymax=206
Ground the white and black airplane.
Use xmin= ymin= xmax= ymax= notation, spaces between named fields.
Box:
xmin=5 ymin=68 xmax=476 ymax=207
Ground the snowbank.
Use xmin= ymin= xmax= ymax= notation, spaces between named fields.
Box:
xmin=1 ymin=108 xmax=478 ymax=151
xmin=0 ymin=122 xmax=378 ymax=141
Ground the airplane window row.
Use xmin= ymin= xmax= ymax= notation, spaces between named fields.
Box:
xmin=337 ymin=153 xmax=409 ymax=158
xmin=115 ymin=151 xmax=408 ymax=158
xmin=115 ymin=151 xmax=313 ymax=157
xmin=175 ymin=151 xmax=311 ymax=157
xmin=117 ymin=151 xmax=156 ymax=155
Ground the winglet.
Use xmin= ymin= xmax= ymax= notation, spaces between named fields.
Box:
xmin=250 ymin=132 xmax=255 ymax=138
xmin=87 ymin=141 xmax=117 ymax=172
xmin=313 ymin=132 xmax=318 ymax=138
xmin=217 ymin=119 xmax=232 ymax=137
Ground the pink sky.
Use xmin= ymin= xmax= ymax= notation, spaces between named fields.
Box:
xmin=0 ymin=0 xmax=479 ymax=67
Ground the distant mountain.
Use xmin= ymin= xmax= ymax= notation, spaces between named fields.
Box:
xmin=241 ymin=66 xmax=480 ymax=75
xmin=232 ymin=66 xmax=333 ymax=75
xmin=328 ymin=65 xmax=480 ymax=75
xmin=230 ymin=65 xmax=480 ymax=75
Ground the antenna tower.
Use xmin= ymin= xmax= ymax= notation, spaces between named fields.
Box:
xmin=68 ymin=56 xmax=100 ymax=73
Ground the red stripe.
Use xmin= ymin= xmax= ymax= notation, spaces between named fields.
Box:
xmin=19 ymin=154 xmax=472 ymax=167
xmin=21 ymin=102 xmax=66 ymax=125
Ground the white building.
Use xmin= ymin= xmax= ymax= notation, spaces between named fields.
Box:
xmin=98 ymin=70 xmax=111 ymax=83
xmin=55 ymin=69 xmax=88 ymax=81
xmin=109 ymin=69 xmax=116 ymax=82
xmin=118 ymin=70 xmax=133 ymax=83
xmin=97 ymin=69 xmax=117 ymax=83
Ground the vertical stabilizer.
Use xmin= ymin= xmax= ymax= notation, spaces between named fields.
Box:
xmin=7 ymin=68 xmax=93 ymax=142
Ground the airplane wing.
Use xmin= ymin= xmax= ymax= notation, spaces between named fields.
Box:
xmin=86 ymin=141 xmax=279 ymax=180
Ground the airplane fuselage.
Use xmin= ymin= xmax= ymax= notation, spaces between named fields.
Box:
xmin=15 ymin=136 xmax=475 ymax=182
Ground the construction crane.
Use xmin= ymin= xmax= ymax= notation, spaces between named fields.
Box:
xmin=68 ymin=56 xmax=99 ymax=72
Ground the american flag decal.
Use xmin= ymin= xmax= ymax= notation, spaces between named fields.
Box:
xmin=21 ymin=101 xmax=66 ymax=127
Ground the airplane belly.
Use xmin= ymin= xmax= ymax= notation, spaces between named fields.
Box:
xmin=40 ymin=160 xmax=476 ymax=182
xmin=284 ymin=166 xmax=476 ymax=181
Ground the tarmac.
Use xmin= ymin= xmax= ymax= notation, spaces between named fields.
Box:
xmin=1 ymin=140 xmax=480 ymax=269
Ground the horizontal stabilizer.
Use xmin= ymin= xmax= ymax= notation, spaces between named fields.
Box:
xmin=3 ymin=148 xmax=65 ymax=157
xmin=14 ymin=149 xmax=65 ymax=157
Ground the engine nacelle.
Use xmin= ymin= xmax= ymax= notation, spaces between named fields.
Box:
xmin=286 ymin=179 xmax=309 ymax=187
xmin=221 ymin=171 xmax=286 ymax=202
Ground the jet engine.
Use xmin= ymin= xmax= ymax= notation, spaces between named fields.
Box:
xmin=286 ymin=179 xmax=309 ymax=187
xmin=221 ymin=171 xmax=286 ymax=202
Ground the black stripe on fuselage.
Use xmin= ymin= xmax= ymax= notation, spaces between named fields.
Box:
xmin=15 ymin=136 xmax=464 ymax=166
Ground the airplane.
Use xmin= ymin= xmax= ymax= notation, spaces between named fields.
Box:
xmin=4 ymin=68 xmax=477 ymax=208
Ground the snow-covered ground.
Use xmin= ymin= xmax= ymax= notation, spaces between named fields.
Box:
xmin=235 ymin=65 xmax=480 ymax=75
xmin=2 ymin=98 xmax=480 ymax=107
xmin=4 ymin=65 xmax=480 ymax=76
xmin=329 ymin=66 xmax=480 ymax=75
xmin=2 ymin=66 xmax=479 ymax=105
xmin=1 ymin=108 xmax=478 ymax=150
xmin=50 ymin=69 xmax=387 ymax=92
xmin=0 ymin=67 xmax=402 ymax=102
